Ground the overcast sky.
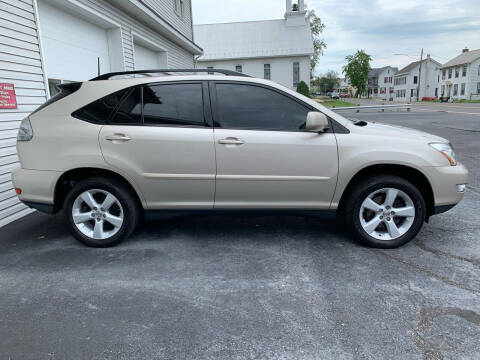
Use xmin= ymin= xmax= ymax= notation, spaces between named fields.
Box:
xmin=192 ymin=0 xmax=480 ymax=76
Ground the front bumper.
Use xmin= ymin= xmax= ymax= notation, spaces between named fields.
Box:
xmin=12 ymin=168 xmax=61 ymax=212
xmin=423 ymin=162 xmax=468 ymax=209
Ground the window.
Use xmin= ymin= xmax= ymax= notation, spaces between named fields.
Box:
xmin=413 ymin=76 xmax=418 ymax=84
xmin=207 ymin=66 xmax=214 ymax=75
xmin=174 ymin=0 xmax=184 ymax=17
xmin=442 ymin=70 xmax=446 ymax=80
xmin=441 ymin=85 xmax=445 ymax=96
xmin=264 ymin=64 xmax=271 ymax=80
xmin=453 ymin=84 xmax=458 ymax=96
xmin=73 ymin=88 xmax=130 ymax=124
xmin=435 ymin=88 xmax=438 ymax=97
xmin=462 ymin=65 xmax=467 ymax=77
xmin=215 ymin=83 xmax=311 ymax=131
xmin=478 ymin=65 xmax=480 ymax=76
xmin=455 ymin=67 xmax=459 ymax=78
xmin=143 ymin=83 xmax=204 ymax=126
xmin=460 ymin=83 xmax=465 ymax=96
xmin=293 ymin=62 xmax=300 ymax=88
xmin=448 ymin=68 xmax=452 ymax=78
xmin=235 ymin=65 xmax=243 ymax=73
xmin=110 ymin=87 xmax=142 ymax=125
xmin=477 ymin=82 xmax=480 ymax=94
xmin=410 ymin=89 xmax=415 ymax=97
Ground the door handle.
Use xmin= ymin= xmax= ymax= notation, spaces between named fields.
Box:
xmin=218 ymin=137 xmax=245 ymax=145
xmin=105 ymin=134 xmax=131 ymax=142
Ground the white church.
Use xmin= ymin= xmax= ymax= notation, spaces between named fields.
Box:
xmin=194 ymin=0 xmax=314 ymax=90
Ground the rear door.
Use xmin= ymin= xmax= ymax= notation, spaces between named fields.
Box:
xmin=99 ymin=82 xmax=216 ymax=209
xmin=211 ymin=82 xmax=338 ymax=209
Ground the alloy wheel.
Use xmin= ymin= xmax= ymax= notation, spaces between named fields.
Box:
xmin=72 ymin=189 xmax=124 ymax=240
xmin=359 ymin=187 xmax=415 ymax=240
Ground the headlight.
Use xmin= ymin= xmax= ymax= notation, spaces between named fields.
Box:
xmin=17 ymin=117 xmax=33 ymax=141
xmin=430 ymin=143 xmax=457 ymax=166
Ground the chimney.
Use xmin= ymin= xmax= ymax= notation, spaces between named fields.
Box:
xmin=462 ymin=47 xmax=469 ymax=53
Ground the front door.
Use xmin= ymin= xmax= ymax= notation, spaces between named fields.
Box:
xmin=211 ymin=82 xmax=338 ymax=209
xmin=100 ymin=82 xmax=216 ymax=209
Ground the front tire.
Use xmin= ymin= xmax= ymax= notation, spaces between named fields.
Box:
xmin=64 ymin=177 xmax=139 ymax=247
xmin=345 ymin=175 xmax=426 ymax=248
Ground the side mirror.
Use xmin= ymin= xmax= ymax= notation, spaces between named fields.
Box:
xmin=306 ymin=112 xmax=329 ymax=133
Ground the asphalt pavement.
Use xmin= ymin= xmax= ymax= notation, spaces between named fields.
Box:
xmin=0 ymin=105 xmax=479 ymax=359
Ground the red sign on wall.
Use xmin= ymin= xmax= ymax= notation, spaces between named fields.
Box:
xmin=0 ymin=83 xmax=18 ymax=109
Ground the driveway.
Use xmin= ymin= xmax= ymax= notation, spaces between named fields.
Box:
xmin=1 ymin=106 xmax=479 ymax=359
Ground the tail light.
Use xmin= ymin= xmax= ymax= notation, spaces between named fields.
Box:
xmin=17 ymin=117 xmax=33 ymax=141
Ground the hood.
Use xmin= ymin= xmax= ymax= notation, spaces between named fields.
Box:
xmin=357 ymin=122 xmax=448 ymax=143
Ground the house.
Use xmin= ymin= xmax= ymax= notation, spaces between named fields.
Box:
xmin=393 ymin=55 xmax=441 ymax=102
xmin=193 ymin=0 xmax=314 ymax=90
xmin=439 ymin=48 xmax=480 ymax=100
xmin=0 ymin=0 xmax=202 ymax=227
xmin=337 ymin=78 xmax=355 ymax=97
xmin=367 ymin=66 xmax=397 ymax=99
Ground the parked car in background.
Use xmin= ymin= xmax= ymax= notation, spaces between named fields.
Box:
xmin=14 ymin=69 xmax=468 ymax=248
xmin=330 ymin=92 xmax=340 ymax=99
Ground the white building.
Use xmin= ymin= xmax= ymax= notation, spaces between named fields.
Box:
xmin=194 ymin=0 xmax=314 ymax=90
xmin=439 ymin=48 xmax=480 ymax=100
xmin=0 ymin=0 xmax=202 ymax=227
xmin=367 ymin=66 xmax=397 ymax=100
xmin=393 ymin=55 xmax=441 ymax=102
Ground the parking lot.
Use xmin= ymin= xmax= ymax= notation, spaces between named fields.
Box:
xmin=1 ymin=103 xmax=479 ymax=359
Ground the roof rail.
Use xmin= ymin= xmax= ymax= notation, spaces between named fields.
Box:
xmin=90 ymin=69 xmax=251 ymax=81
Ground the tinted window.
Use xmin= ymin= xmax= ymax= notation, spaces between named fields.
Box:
xmin=110 ymin=87 xmax=142 ymax=124
xmin=73 ymin=88 xmax=129 ymax=124
xmin=143 ymin=83 xmax=204 ymax=126
xmin=215 ymin=84 xmax=310 ymax=131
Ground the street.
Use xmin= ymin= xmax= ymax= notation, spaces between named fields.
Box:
xmin=1 ymin=105 xmax=479 ymax=359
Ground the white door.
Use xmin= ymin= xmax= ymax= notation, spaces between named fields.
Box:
xmin=99 ymin=82 xmax=216 ymax=209
xmin=134 ymin=43 xmax=159 ymax=70
xmin=212 ymin=82 xmax=339 ymax=209
xmin=37 ymin=0 xmax=111 ymax=81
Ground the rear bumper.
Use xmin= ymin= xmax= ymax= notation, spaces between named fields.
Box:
xmin=11 ymin=168 xmax=61 ymax=210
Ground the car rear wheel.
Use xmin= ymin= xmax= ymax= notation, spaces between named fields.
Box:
xmin=64 ymin=177 xmax=139 ymax=247
xmin=345 ymin=175 xmax=426 ymax=248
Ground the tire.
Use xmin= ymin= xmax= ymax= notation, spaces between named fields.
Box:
xmin=64 ymin=177 xmax=140 ymax=247
xmin=345 ymin=175 xmax=426 ymax=248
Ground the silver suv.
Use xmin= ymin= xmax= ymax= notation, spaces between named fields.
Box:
xmin=13 ymin=69 xmax=468 ymax=248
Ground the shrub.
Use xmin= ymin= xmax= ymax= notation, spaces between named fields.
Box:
xmin=296 ymin=81 xmax=310 ymax=98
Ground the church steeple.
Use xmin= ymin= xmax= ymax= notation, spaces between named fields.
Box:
xmin=285 ymin=0 xmax=307 ymax=26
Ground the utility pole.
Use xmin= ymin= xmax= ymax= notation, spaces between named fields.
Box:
xmin=417 ymin=48 xmax=423 ymax=101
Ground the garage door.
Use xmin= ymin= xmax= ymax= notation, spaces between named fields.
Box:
xmin=134 ymin=43 xmax=159 ymax=70
xmin=38 ymin=1 xmax=111 ymax=82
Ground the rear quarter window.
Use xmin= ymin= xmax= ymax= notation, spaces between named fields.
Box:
xmin=72 ymin=88 xmax=130 ymax=124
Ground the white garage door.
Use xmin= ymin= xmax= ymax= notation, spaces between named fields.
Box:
xmin=134 ymin=44 xmax=159 ymax=70
xmin=38 ymin=1 xmax=111 ymax=82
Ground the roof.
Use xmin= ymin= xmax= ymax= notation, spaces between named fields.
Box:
xmin=368 ymin=66 xmax=398 ymax=78
xmin=441 ymin=49 xmax=480 ymax=68
xmin=395 ymin=58 xmax=442 ymax=76
xmin=194 ymin=19 xmax=314 ymax=61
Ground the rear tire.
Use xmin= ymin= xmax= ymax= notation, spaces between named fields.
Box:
xmin=345 ymin=175 xmax=426 ymax=248
xmin=64 ymin=177 xmax=139 ymax=247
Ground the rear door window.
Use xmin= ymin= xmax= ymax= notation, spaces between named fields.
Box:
xmin=143 ymin=83 xmax=204 ymax=126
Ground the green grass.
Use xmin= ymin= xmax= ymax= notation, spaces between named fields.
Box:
xmin=315 ymin=99 xmax=356 ymax=108
xmin=452 ymin=99 xmax=480 ymax=103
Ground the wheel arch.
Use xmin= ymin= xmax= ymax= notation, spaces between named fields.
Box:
xmin=337 ymin=164 xmax=435 ymax=218
xmin=53 ymin=167 xmax=145 ymax=213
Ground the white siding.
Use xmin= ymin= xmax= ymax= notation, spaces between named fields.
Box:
xmin=199 ymin=56 xmax=311 ymax=91
xmin=143 ymin=0 xmax=193 ymax=40
xmin=0 ymin=0 xmax=43 ymax=225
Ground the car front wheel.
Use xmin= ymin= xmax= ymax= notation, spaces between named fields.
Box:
xmin=346 ymin=175 xmax=426 ymax=248
xmin=64 ymin=177 xmax=139 ymax=247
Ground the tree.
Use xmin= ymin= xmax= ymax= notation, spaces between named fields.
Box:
xmin=312 ymin=70 xmax=340 ymax=94
xmin=308 ymin=10 xmax=326 ymax=77
xmin=296 ymin=81 xmax=310 ymax=97
xmin=343 ymin=50 xmax=372 ymax=97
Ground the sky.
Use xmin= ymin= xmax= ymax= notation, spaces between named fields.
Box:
xmin=192 ymin=0 xmax=480 ymax=77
